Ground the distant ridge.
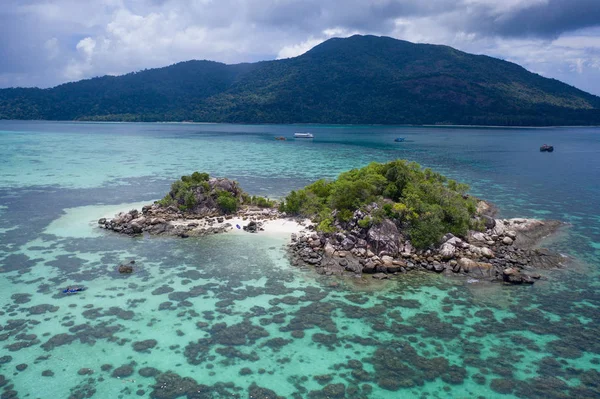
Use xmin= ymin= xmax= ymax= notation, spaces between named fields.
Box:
xmin=1 ymin=35 xmax=599 ymax=126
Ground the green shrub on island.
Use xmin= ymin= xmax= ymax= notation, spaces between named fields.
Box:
xmin=157 ymin=172 xmax=211 ymax=211
xmin=157 ymin=172 xmax=273 ymax=214
xmin=216 ymin=191 xmax=238 ymax=214
xmin=250 ymin=195 xmax=275 ymax=208
xmin=158 ymin=171 xmax=244 ymax=213
xmin=279 ymin=160 xmax=480 ymax=248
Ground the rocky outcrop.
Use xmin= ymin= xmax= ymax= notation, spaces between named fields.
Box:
xmin=99 ymin=203 xmax=281 ymax=237
xmin=243 ymin=221 xmax=260 ymax=233
xmin=367 ymin=219 xmax=402 ymax=257
xmin=502 ymin=267 xmax=537 ymax=284
xmin=99 ymin=176 xmax=284 ymax=237
xmin=118 ymin=261 xmax=135 ymax=274
xmin=288 ymin=216 xmax=564 ymax=285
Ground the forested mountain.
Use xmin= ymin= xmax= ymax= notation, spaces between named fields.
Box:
xmin=2 ymin=35 xmax=600 ymax=126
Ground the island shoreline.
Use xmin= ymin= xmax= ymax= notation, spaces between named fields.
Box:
xmin=100 ymin=202 xmax=566 ymax=285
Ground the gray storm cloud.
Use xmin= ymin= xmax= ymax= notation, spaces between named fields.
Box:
xmin=0 ymin=0 xmax=599 ymax=95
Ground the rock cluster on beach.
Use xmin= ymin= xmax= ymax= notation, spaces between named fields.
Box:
xmin=98 ymin=177 xmax=281 ymax=237
xmin=288 ymin=208 xmax=564 ymax=285
xmin=98 ymin=204 xmax=281 ymax=237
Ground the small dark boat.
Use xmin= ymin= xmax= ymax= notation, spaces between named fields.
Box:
xmin=275 ymin=136 xmax=286 ymax=141
xmin=63 ymin=287 xmax=85 ymax=294
xmin=540 ymin=144 xmax=554 ymax=152
xmin=394 ymin=138 xmax=405 ymax=142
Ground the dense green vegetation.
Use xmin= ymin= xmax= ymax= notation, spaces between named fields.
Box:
xmin=215 ymin=191 xmax=239 ymax=214
xmin=1 ymin=35 xmax=599 ymax=125
xmin=246 ymin=195 xmax=276 ymax=208
xmin=158 ymin=172 xmax=274 ymax=214
xmin=279 ymin=160 xmax=481 ymax=248
xmin=157 ymin=172 xmax=212 ymax=212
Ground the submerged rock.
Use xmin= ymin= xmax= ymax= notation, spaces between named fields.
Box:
xmin=322 ymin=383 xmax=346 ymax=398
xmin=0 ymin=356 xmax=12 ymax=365
xmin=502 ymin=268 xmax=535 ymax=284
xmin=77 ymin=368 xmax=94 ymax=375
xmin=151 ymin=372 xmax=202 ymax=399
xmin=248 ymin=383 xmax=282 ymax=399
xmin=111 ymin=364 xmax=134 ymax=378
xmin=132 ymin=339 xmax=157 ymax=352
xmin=138 ymin=367 xmax=160 ymax=378
xmin=118 ymin=260 xmax=135 ymax=274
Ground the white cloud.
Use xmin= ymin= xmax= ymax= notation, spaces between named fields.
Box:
xmin=277 ymin=37 xmax=326 ymax=59
xmin=277 ymin=28 xmax=361 ymax=59
xmin=76 ymin=37 xmax=96 ymax=59
xmin=553 ymin=35 xmax=600 ymax=49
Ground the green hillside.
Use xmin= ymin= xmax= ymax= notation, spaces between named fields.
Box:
xmin=1 ymin=35 xmax=599 ymax=126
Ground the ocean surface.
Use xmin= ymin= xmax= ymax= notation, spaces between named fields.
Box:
xmin=0 ymin=121 xmax=599 ymax=399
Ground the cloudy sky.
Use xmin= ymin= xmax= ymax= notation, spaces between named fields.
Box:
xmin=1 ymin=0 xmax=600 ymax=95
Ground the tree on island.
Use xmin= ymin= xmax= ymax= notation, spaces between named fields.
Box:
xmin=157 ymin=171 xmax=274 ymax=214
xmin=279 ymin=160 xmax=483 ymax=248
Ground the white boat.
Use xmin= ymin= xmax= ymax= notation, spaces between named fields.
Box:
xmin=294 ymin=132 xmax=314 ymax=138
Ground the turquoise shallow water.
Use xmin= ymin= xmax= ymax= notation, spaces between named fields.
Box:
xmin=0 ymin=121 xmax=599 ymax=398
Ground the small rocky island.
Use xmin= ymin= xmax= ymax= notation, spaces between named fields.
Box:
xmin=99 ymin=172 xmax=284 ymax=237
xmin=100 ymin=162 xmax=564 ymax=285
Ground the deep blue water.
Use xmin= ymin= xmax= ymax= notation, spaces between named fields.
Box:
xmin=0 ymin=121 xmax=599 ymax=399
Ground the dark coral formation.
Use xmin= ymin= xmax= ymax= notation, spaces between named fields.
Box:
xmin=132 ymin=339 xmax=158 ymax=352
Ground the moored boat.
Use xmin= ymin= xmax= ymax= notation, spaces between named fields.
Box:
xmin=394 ymin=138 xmax=405 ymax=142
xmin=275 ymin=136 xmax=286 ymax=141
xmin=540 ymin=144 xmax=554 ymax=152
xmin=294 ymin=132 xmax=314 ymax=138
xmin=62 ymin=286 xmax=85 ymax=294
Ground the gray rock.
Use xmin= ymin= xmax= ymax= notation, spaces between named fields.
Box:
xmin=243 ymin=221 xmax=258 ymax=233
xmin=367 ymin=219 xmax=401 ymax=256
xmin=493 ymin=221 xmax=506 ymax=236
xmin=386 ymin=265 xmax=402 ymax=273
xmin=469 ymin=231 xmax=487 ymax=243
xmin=439 ymin=243 xmax=456 ymax=260
xmin=482 ymin=215 xmax=496 ymax=229
xmin=324 ymin=243 xmax=335 ymax=256
xmin=433 ymin=262 xmax=445 ymax=273
xmin=118 ymin=262 xmax=134 ymax=274
xmin=362 ymin=260 xmax=376 ymax=273
xmin=345 ymin=262 xmax=363 ymax=274
xmin=480 ymin=247 xmax=494 ymax=258
xmin=341 ymin=237 xmax=355 ymax=251
xmin=458 ymin=257 xmax=478 ymax=273
xmin=381 ymin=255 xmax=394 ymax=266
xmin=502 ymin=267 xmax=535 ymax=284
xmin=355 ymin=238 xmax=367 ymax=248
